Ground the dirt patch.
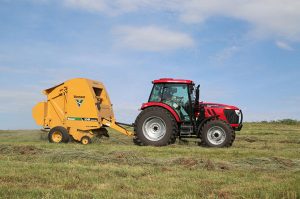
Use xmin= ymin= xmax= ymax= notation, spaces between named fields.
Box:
xmin=161 ymin=167 xmax=173 ymax=172
xmin=203 ymin=159 xmax=215 ymax=170
xmin=218 ymin=190 xmax=231 ymax=199
xmin=113 ymin=151 xmax=132 ymax=159
xmin=17 ymin=146 xmax=41 ymax=155
xmin=172 ymin=158 xmax=232 ymax=171
xmin=0 ymin=145 xmax=42 ymax=155
xmin=173 ymin=157 xmax=198 ymax=168
xmin=110 ymin=151 xmax=142 ymax=163
xmin=217 ymin=162 xmax=231 ymax=171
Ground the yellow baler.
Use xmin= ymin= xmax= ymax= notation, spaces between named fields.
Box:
xmin=32 ymin=78 xmax=133 ymax=144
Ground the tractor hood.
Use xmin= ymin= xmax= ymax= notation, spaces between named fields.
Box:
xmin=200 ymin=102 xmax=240 ymax=110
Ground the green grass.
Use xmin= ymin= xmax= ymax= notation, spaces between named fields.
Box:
xmin=0 ymin=123 xmax=299 ymax=199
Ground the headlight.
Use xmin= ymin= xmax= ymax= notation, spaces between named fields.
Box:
xmin=235 ymin=110 xmax=241 ymax=116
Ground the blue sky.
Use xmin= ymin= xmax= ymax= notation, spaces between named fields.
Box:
xmin=0 ymin=0 xmax=299 ymax=129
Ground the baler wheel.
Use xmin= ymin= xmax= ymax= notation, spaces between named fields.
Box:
xmin=48 ymin=126 xmax=70 ymax=143
xmin=52 ymin=132 xmax=62 ymax=143
xmin=81 ymin=136 xmax=91 ymax=145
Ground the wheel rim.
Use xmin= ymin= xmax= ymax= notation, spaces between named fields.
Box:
xmin=207 ymin=126 xmax=226 ymax=145
xmin=142 ymin=116 xmax=166 ymax=141
xmin=52 ymin=131 xmax=63 ymax=143
xmin=82 ymin=138 xmax=89 ymax=145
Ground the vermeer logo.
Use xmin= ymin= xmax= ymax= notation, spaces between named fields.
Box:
xmin=74 ymin=96 xmax=85 ymax=107
xmin=75 ymin=99 xmax=84 ymax=107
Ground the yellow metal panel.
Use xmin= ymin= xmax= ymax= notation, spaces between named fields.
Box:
xmin=32 ymin=102 xmax=46 ymax=126
xmin=64 ymin=79 xmax=101 ymax=130
xmin=69 ymin=128 xmax=93 ymax=141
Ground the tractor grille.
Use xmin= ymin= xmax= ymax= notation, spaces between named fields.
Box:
xmin=224 ymin=110 xmax=239 ymax=124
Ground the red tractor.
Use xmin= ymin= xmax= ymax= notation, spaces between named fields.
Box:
xmin=134 ymin=78 xmax=243 ymax=147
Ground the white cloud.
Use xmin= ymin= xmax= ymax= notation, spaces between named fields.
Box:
xmin=113 ymin=26 xmax=194 ymax=52
xmin=63 ymin=0 xmax=162 ymax=15
xmin=275 ymin=41 xmax=294 ymax=51
xmin=171 ymin=0 xmax=300 ymax=42
xmin=63 ymin=0 xmax=108 ymax=12
xmin=211 ymin=46 xmax=240 ymax=63
xmin=62 ymin=0 xmax=300 ymax=42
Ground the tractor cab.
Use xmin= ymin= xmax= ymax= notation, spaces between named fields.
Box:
xmin=148 ymin=78 xmax=199 ymax=123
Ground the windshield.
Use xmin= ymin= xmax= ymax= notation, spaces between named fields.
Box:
xmin=149 ymin=83 xmax=191 ymax=121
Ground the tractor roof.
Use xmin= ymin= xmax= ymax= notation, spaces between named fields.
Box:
xmin=153 ymin=78 xmax=194 ymax=84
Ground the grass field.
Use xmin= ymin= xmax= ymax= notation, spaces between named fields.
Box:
xmin=0 ymin=123 xmax=299 ymax=198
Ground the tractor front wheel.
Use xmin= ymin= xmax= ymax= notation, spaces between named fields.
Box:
xmin=48 ymin=126 xmax=70 ymax=143
xmin=134 ymin=107 xmax=177 ymax=146
xmin=199 ymin=120 xmax=235 ymax=147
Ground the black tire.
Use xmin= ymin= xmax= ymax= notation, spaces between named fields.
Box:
xmin=81 ymin=136 xmax=92 ymax=145
xmin=134 ymin=107 xmax=178 ymax=146
xmin=48 ymin=126 xmax=70 ymax=143
xmin=133 ymin=136 xmax=144 ymax=146
xmin=230 ymin=131 xmax=236 ymax=146
xmin=199 ymin=120 xmax=234 ymax=147
xmin=93 ymin=128 xmax=109 ymax=138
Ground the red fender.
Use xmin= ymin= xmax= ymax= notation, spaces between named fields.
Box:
xmin=141 ymin=102 xmax=181 ymax=122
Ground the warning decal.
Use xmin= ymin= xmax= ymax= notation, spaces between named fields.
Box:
xmin=67 ymin=117 xmax=98 ymax=122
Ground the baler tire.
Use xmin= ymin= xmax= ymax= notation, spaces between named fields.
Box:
xmin=199 ymin=120 xmax=234 ymax=147
xmin=134 ymin=107 xmax=177 ymax=146
xmin=48 ymin=126 xmax=70 ymax=143
xmin=81 ymin=136 xmax=91 ymax=145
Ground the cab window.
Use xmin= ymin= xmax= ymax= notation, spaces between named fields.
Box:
xmin=149 ymin=84 xmax=163 ymax=102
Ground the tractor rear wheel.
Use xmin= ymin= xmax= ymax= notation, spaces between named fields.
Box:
xmin=134 ymin=107 xmax=177 ymax=146
xmin=48 ymin=126 xmax=70 ymax=143
xmin=199 ymin=120 xmax=234 ymax=147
